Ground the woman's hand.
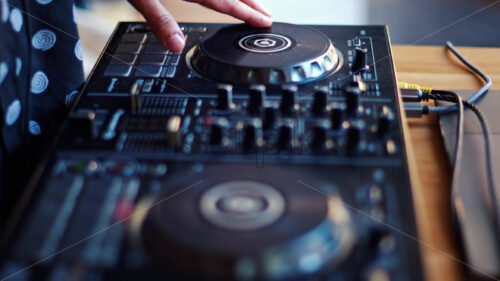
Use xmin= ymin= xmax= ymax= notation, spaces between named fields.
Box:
xmin=128 ymin=0 xmax=272 ymax=52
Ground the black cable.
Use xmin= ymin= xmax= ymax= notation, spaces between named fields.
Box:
xmin=431 ymin=91 xmax=464 ymax=190
xmin=428 ymin=42 xmax=492 ymax=114
xmin=431 ymin=90 xmax=500 ymax=238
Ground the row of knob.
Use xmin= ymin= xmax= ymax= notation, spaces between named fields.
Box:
xmin=215 ymin=76 xmax=367 ymax=118
xmin=206 ymin=113 xmax=393 ymax=154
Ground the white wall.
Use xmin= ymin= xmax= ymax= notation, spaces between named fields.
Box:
xmin=259 ymin=0 xmax=369 ymax=25
xmin=160 ymin=0 xmax=368 ymax=25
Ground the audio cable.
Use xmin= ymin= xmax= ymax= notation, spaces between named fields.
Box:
xmin=400 ymin=41 xmax=500 ymax=245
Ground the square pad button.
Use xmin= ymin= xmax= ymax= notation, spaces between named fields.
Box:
xmin=144 ymin=44 xmax=169 ymax=54
xmin=140 ymin=55 xmax=167 ymax=65
xmin=104 ymin=65 xmax=132 ymax=77
xmin=115 ymin=43 xmax=142 ymax=54
xmin=109 ymin=54 xmax=137 ymax=65
xmin=120 ymin=33 xmax=147 ymax=44
xmin=135 ymin=65 xmax=163 ymax=77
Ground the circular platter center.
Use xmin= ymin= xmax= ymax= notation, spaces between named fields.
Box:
xmin=238 ymin=33 xmax=293 ymax=53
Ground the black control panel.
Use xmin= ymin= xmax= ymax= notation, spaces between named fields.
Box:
xmin=0 ymin=22 xmax=423 ymax=281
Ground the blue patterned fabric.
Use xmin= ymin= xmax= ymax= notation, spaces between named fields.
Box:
xmin=0 ymin=0 xmax=84 ymax=211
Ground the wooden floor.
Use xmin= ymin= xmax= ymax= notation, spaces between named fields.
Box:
xmin=393 ymin=45 xmax=500 ymax=281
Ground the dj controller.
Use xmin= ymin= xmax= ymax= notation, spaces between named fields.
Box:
xmin=1 ymin=22 xmax=423 ymax=280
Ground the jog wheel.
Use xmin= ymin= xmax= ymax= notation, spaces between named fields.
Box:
xmin=131 ymin=164 xmax=355 ymax=280
xmin=187 ymin=23 xmax=341 ymax=85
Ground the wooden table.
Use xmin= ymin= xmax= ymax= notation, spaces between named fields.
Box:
xmin=393 ymin=45 xmax=500 ymax=281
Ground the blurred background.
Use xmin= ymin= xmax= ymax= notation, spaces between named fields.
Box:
xmin=76 ymin=0 xmax=500 ymax=76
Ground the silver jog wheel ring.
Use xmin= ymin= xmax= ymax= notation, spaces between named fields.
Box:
xmin=199 ymin=181 xmax=286 ymax=231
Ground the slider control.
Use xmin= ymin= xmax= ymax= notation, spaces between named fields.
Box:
xmin=130 ymin=79 xmax=144 ymax=113
xmin=167 ymin=115 xmax=182 ymax=149
xmin=351 ymin=47 xmax=369 ymax=73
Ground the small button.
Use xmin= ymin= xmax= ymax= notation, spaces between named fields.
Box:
xmin=171 ymin=55 xmax=180 ymax=66
xmin=166 ymin=66 xmax=177 ymax=78
xmin=144 ymin=44 xmax=169 ymax=54
xmin=109 ymin=54 xmax=137 ymax=65
xmin=142 ymin=79 xmax=155 ymax=93
xmin=104 ymin=65 xmax=132 ymax=77
xmin=140 ymin=54 xmax=167 ymax=65
xmin=115 ymin=43 xmax=142 ymax=54
xmin=164 ymin=56 xmax=172 ymax=66
xmin=121 ymin=33 xmax=147 ymax=43
xmin=135 ymin=65 xmax=162 ymax=77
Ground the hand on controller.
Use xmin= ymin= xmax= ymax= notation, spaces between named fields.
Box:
xmin=128 ymin=0 xmax=273 ymax=53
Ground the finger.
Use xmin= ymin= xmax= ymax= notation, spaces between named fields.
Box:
xmin=240 ymin=0 xmax=272 ymax=17
xmin=190 ymin=0 xmax=272 ymax=28
xmin=129 ymin=0 xmax=185 ymax=52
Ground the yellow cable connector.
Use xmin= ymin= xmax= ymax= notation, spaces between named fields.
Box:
xmin=398 ymin=82 xmax=433 ymax=94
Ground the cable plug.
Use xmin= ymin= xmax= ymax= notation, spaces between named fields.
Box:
xmin=404 ymin=102 xmax=429 ymax=118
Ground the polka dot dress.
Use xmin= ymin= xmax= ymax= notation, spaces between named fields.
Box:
xmin=0 ymin=0 xmax=84 ymax=193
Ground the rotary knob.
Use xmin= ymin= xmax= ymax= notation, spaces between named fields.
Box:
xmin=377 ymin=106 xmax=394 ymax=137
xmin=345 ymin=87 xmax=362 ymax=116
xmin=216 ymin=84 xmax=234 ymax=111
xmin=312 ymin=87 xmax=328 ymax=117
xmin=311 ymin=125 xmax=328 ymax=153
xmin=277 ymin=124 xmax=293 ymax=151
xmin=243 ymin=121 xmax=263 ymax=153
xmin=330 ymin=106 xmax=343 ymax=130
xmin=209 ymin=118 xmax=228 ymax=146
xmin=280 ymin=85 xmax=297 ymax=117
xmin=263 ymin=107 xmax=277 ymax=130
xmin=346 ymin=124 xmax=361 ymax=153
xmin=248 ymin=85 xmax=266 ymax=116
